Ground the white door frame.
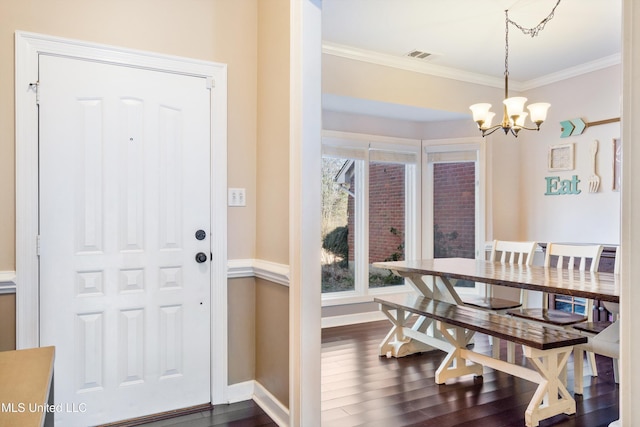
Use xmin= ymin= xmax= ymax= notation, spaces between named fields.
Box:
xmin=14 ymin=31 xmax=229 ymax=404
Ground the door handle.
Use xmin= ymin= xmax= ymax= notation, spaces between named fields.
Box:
xmin=195 ymin=252 xmax=208 ymax=263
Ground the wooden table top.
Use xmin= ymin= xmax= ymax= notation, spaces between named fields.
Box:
xmin=0 ymin=346 xmax=55 ymax=427
xmin=373 ymin=258 xmax=620 ymax=303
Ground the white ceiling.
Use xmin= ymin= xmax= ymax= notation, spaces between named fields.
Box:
xmin=322 ymin=0 xmax=622 ymax=122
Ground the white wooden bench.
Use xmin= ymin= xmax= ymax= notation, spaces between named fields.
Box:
xmin=375 ymin=293 xmax=588 ymax=427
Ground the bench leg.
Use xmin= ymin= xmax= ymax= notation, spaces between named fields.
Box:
xmin=524 ymin=346 xmax=576 ymax=427
xmin=435 ymin=322 xmax=483 ymax=384
xmin=378 ymin=307 xmax=435 ymax=357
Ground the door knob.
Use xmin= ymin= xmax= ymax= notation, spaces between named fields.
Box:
xmin=195 ymin=252 xmax=208 ymax=263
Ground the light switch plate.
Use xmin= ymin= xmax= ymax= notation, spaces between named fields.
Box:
xmin=228 ymin=188 xmax=246 ymax=207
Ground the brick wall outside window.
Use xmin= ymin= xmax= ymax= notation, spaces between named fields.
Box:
xmin=345 ymin=161 xmax=476 ymax=264
xmin=433 ymin=162 xmax=475 ymax=259
xmin=347 ymin=163 xmax=406 ymax=264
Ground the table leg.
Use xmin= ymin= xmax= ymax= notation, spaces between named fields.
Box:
xmin=435 ymin=276 xmax=464 ymax=305
xmin=395 ymin=272 xmax=433 ymax=298
xmin=574 ymin=346 xmax=585 ymax=394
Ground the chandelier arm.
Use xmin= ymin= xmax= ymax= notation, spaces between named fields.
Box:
xmin=481 ymin=125 xmax=503 ymax=137
xmin=515 ymin=125 xmax=542 ymax=131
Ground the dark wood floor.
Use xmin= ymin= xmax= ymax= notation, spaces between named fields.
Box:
xmin=321 ymin=320 xmax=619 ymax=427
xmin=142 ymin=320 xmax=618 ymax=426
xmin=139 ymin=400 xmax=277 ymax=427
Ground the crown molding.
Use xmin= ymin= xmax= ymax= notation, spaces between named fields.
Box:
xmin=322 ymin=42 xmax=507 ymax=89
xmin=520 ymin=53 xmax=622 ymax=91
xmin=323 ymin=42 xmax=621 ymax=92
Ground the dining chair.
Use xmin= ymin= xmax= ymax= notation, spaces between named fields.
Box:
xmin=507 ymin=242 xmax=603 ymax=375
xmin=463 ymin=239 xmax=537 ymax=361
xmin=572 ymin=246 xmax=619 ymax=385
xmin=603 ymin=245 xmax=620 ymax=321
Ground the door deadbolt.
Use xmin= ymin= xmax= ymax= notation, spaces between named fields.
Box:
xmin=195 ymin=229 xmax=206 ymax=240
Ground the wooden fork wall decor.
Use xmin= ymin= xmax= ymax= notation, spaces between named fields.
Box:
xmin=588 ymin=140 xmax=600 ymax=193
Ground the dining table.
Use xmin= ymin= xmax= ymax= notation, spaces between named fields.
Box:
xmin=373 ymin=257 xmax=619 ymax=355
xmin=372 ymin=257 xmax=621 ymax=426
xmin=374 ymin=257 xmax=620 ymax=356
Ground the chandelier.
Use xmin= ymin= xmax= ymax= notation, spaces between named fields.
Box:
xmin=470 ymin=1 xmax=561 ymax=137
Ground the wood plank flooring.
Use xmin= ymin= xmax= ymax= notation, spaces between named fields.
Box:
xmin=138 ymin=400 xmax=277 ymax=427
xmin=321 ymin=320 xmax=619 ymax=427
xmin=142 ymin=319 xmax=618 ymax=426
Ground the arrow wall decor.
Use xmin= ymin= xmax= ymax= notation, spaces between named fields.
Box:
xmin=560 ymin=117 xmax=620 ymax=138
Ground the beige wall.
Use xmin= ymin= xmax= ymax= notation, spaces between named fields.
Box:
xmin=514 ymin=66 xmax=621 ymax=244
xmin=0 ymin=0 xmax=268 ymax=398
xmin=228 ymin=278 xmax=256 ymax=384
xmin=0 ymin=0 xmax=262 ymax=270
xmin=0 ymin=294 xmax=16 ymax=351
xmin=253 ymin=0 xmax=291 ymax=406
xmin=323 ymin=54 xmax=504 ymax=116
xmin=322 ymin=54 xmax=622 ymax=245
xmin=256 ymin=0 xmax=290 ymax=265
xmin=255 ymin=278 xmax=289 ymax=406
xmin=1 ymin=0 xmax=259 ymax=263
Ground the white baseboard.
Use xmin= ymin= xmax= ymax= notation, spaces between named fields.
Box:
xmin=226 ymin=380 xmax=255 ymax=403
xmin=321 ymin=310 xmax=386 ymax=328
xmin=225 ymin=380 xmax=289 ymax=427
xmin=253 ymin=381 xmax=290 ymax=427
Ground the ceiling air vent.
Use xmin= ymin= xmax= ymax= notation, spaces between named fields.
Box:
xmin=406 ymin=50 xmax=432 ymax=60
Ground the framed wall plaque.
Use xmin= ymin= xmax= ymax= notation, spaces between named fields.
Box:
xmin=548 ymin=143 xmax=575 ymax=171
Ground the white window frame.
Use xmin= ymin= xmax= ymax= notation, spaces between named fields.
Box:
xmin=422 ymin=137 xmax=486 ymax=297
xmin=321 ymin=131 xmax=421 ymax=305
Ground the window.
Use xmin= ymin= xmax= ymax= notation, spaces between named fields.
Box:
xmin=321 ymin=132 xmax=420 ymax=303
xmin=423 ymin=139 xmax=486 ymax=295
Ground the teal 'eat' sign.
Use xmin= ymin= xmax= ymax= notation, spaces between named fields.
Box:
xmin=545 ymin=175 xmax=581 ymax=195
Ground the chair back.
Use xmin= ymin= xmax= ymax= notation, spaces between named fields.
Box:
xmin=490 ymin=240 xmax=537 ymax=265
xmin=604 ymin=246 xmax=620 ymax=317
xmin=544 ymin=243 xmax=603 ymax=272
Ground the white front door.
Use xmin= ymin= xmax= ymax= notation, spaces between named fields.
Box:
xmin=38 ymin=54 xmax=212 ymax=426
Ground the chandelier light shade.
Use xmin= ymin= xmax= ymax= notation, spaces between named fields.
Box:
xmin=470 ymin=2 xmax=560 ymax=137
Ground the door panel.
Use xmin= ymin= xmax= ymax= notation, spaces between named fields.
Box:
xmin=39 ymin=54 xmax=211 ymax=426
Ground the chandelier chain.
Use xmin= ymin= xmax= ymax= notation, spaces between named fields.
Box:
xmin=507 ymin=0 xmax=562 ymax=38
xmin=504 ymin=0 xmax=562 ymax=78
